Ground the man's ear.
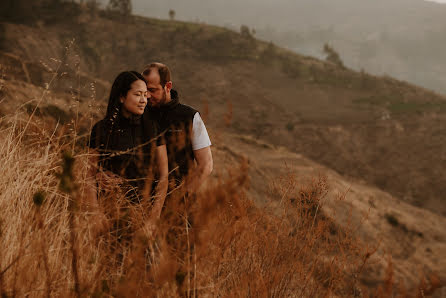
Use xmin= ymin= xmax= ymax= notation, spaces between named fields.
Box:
xmin=164 ymin=81 xmax=173 ymax=93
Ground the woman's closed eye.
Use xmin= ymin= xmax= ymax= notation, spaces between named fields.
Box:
xmin=134 ymin=91 xmax=148 ymax=97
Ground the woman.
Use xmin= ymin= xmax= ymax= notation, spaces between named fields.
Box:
xmin=85 ymin=71 xmax=168 ymax=237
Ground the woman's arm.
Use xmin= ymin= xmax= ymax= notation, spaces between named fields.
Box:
xmin=84 ymin=149 xmax=109 ymax=235
xmin=149 ymin=144 xmax=168 ymax=221
xmin=84 ymin=149 xmax=99 ymax=208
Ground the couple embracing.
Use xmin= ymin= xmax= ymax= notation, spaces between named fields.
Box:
xmin=85 ymin=62 xmax=213 ymax=236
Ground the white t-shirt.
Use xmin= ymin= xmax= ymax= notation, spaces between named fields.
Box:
xmin=192 ymin=112 xmax=212 ymax=150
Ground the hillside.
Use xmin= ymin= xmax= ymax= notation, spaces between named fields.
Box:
xmin=1 ymin=9 xmax=445 ymax=216
xmin=130 ymin=0 xmax=446 ymax=95
xmin=1 ymin=79 xmax=445 ymax=294
xmin=211 ymin=132 xmax=446 ymax=291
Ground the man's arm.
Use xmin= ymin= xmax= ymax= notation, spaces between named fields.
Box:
xmin=185 ymin=146 xmax=213 ymax=194
xmin=185 ymin=112 xmax=213 ymax=194
xmin=139 ymin=145 xmax=168 ymax=238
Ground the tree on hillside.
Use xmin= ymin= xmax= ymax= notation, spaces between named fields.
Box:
xmin=169 ymin=9 xmax=176 ymax=21
xmin=323 ymin=43 xmax=344 ymax=68
xmin=108 ymin=0 xmax=132 ymax=16
xmin=240 ymin=24 xmax=253 ymax=39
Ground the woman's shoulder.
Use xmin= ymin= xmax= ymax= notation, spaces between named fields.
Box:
xmin=91 ymin=118 xmax=109 ymax=132
xmin=89 ymin=119 xmax=110 ymax=148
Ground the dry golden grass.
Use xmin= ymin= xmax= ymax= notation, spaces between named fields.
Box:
xmin=0 ymin=111 xmax=443 ymax=297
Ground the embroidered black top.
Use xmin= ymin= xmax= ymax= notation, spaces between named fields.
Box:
xmin=88 ymin=111 xmax=163 ymax=200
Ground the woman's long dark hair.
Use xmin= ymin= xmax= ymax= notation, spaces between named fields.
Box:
xmin=105 ymin=71 xmax=146 ymax=121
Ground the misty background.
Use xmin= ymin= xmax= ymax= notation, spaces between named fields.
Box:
xmin=104 ymin=0 xmax=446 ymax=95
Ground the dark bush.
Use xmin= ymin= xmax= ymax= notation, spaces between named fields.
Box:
xmin=0 ymin=0 xmax=81 ymax=24
xmin=42 ymin=104 xmax=72 ymax=124
xmin=385 ymin=213 xmax=399 ymax=227
xmin=240 ymin=25 xmax=252 ymax=39
xmin=286 ymin=122 xmax=294 ymax=131
xmin=323 ymin=43 xmax=344 ymax=68
xmin=24 ymin=103 xmax=72 ymax=124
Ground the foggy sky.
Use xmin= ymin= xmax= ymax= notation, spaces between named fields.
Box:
xmin=93 ymin=0 xmax=446 ymax=94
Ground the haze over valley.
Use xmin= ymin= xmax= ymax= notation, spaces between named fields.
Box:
xmin=127 ymin=0 xmax=446 ymax=95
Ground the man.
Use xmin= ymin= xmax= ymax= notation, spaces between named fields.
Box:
xmin=142 ymin=62 xmax=213 ymax=195
xmin=142 ymin=63 xmax=212 ymax=295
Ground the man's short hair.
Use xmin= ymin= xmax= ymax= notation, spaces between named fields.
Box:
xmin=142 ymin=62 xmax=171 ymax=87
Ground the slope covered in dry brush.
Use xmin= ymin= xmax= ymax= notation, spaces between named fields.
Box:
xmin=0 ymin=111 xmax=443 ymax=297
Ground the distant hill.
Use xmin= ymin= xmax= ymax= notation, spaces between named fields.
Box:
xmin=1 ymin=5 xmax=446 ymax=216
xmin=128 ymin=0 xmax=446 ymax=95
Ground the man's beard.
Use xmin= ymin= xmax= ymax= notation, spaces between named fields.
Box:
xmin=160 ymin=91 xmax=167 ymax=105
xmin=150 ymin=91 xmax=167 ymax=107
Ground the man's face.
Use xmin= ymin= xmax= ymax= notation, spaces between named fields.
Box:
xmin=144 ymin=71 xmax=167 ymax=107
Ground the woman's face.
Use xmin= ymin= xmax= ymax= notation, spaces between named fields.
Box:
xmin=120 ymin=80 xmax=148 ymax=117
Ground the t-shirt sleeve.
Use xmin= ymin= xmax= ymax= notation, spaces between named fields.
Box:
xmin=191 ymin=112 xmax=211 ymax=150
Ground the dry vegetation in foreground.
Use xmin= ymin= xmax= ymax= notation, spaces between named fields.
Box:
xmin=0 ymin=112 xmax=443 ymax=297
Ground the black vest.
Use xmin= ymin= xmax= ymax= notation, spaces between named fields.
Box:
xmin=146 ymin=90 xmax=197 ymax=186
